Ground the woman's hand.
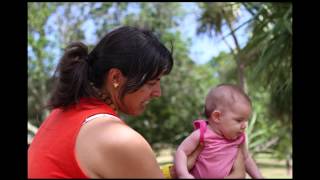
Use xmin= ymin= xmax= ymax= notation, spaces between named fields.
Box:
xmin=187 ymin=142 xmax=204 ymax=171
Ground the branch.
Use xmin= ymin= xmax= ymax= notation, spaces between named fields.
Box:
xmin=254 ymin=137 xmax=279 ymax=152
xmin=221 ymin=36 xmax=236 ymax=56
xmin=220 ymin=18 xmax=253 ymax=42
xmin=220 ymin=2 xmax=266 ymax=41
xmin=242 ymin=2 xmax=256 ymax=17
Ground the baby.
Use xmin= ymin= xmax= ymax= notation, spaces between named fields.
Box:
xmin=174 ymin=84 xmax=263 ymax=178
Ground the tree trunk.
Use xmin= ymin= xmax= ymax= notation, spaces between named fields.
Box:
xmin=224 ymin=13 xmax=246 ymax=91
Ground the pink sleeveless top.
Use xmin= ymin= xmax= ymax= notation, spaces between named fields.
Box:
xmin=190 ymin=120 xmax=245 ymax=178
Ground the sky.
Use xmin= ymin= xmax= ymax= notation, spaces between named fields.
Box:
xmin=42 ymin=2 xmax=253 ymax=66
xmin=179 ymin=3 xmax=252 ymax=64
xmin=83 ymin=2 xmax=252 ymax=65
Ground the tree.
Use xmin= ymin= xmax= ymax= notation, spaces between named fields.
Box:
xmin=28 ymin=3 xmax=57 ymax=127
xmin=242 ymin=2 xmax=292 ymax=126
xmin=87 ymin=2 xmax=128 ymax=38
xmin=197 ymin=2 xmax=247 ymax=90
xmin=243 ymin=2 xmax=292 ymax=161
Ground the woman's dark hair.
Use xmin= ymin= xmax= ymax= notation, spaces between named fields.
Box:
xmin=47 ymin=26 xmax=174 ymax=109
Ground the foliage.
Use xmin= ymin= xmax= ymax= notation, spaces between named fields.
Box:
xmin=87 ymin=2 xmax=128 ymax=38
xmin=28 ymin=3 xmax=57 ymax=127
xmin=122 ymin=2 xmax=184 ymax=41
xmin=242 ymin=2 xmax=292 ymax=160
xmin=197 ymin=2 xmax=241 ymax=37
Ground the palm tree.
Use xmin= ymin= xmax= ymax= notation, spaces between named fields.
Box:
xmin=197 ymin=2 xmax=246 ymax=90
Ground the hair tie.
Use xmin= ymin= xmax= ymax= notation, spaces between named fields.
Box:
xmin=86 ymin=53 xmax=95 ymax=65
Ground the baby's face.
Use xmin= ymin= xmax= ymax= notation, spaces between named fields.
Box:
xmin=218 ymin=102 xmax=251 ymax=140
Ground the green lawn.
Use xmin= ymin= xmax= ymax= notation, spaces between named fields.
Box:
xmin=156 ymin=148 xmax=292 ymax=179
xmin=251 ymin=153 xmax=292 ymax=179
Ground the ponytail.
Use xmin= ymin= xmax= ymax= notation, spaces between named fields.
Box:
xmin=47 ymin=42 xmax=93 ymax=109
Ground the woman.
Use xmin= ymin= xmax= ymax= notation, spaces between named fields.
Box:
xmin=28 ymin=26 xmax=244 ymax=178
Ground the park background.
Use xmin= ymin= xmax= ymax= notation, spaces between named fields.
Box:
xmin=28 ymin=2 xmax=292 ymax=178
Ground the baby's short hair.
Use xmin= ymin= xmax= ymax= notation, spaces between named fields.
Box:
xmin=204 ymin=83 xmax=251 ymax=118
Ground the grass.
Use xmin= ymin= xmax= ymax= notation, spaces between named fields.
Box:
xmin=156 ymin=148 xmax=292 ymax=179
xmin=251 ymin=153 xmax=292 ymax=179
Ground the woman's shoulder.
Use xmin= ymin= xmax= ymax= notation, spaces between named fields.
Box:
xmin=76 ymin=116 xmax=162 ymax=178
xmin=100 ymin=119 xmax=147 ymax=147
xmin=78 ymin=115 xmax=147 ymax=149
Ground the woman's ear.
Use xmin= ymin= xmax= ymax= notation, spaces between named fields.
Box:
xmin=210 ymin=110 xmax=221 ymax=123
xmin=107 ymin=68 xmax=124 ymax=88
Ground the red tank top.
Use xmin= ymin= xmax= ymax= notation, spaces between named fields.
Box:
xmin=28 ymin=97 xmax=124 ymax=178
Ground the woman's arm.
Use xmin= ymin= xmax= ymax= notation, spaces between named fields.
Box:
xmin=167 ymin=140 xmax=204 ymax=179
xmin=76 ymin=118 xmax=163 ymax=178
xmin=224 ymin=149 xmax=246 ymax=179
xmin=174 ymin=130 xmax=201 ymax=178
xmin=187 ymin=142 xmax=204 ymax=171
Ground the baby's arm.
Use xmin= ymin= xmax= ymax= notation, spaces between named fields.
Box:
xmin=241 ymin=143 xmax=264 ymax=179
xmin=174 ymin=130 xmax=201 ymax=178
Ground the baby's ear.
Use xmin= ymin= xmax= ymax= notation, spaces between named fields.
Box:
xmin=210 ymin=110 xmax=221 ymax=123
